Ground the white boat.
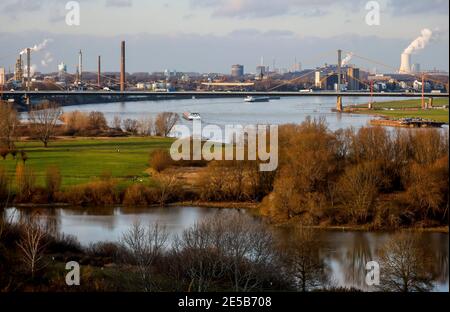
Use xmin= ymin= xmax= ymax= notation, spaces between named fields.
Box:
xmin=244 ymin=96 xmax=270 ymax=103
xmin=183 ymin=112 xmax=201 ymax=120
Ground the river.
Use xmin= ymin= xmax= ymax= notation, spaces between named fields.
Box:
xmin=4 ymin=206 xmax=448 ymax=292
xmin=58 ymin=96 xmax=413 ymax=132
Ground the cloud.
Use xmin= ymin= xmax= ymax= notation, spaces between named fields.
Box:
xmin=387 ymin=0 xmax=449 ymax=15
xmin=105 ymin=0 xmax=133 ymax=7
xmin=1 ymin=31 xmax=447 ymax=74
xmin=190 ymin=0 xmax=449 ymax=18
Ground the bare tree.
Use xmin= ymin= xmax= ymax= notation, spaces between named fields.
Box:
xmin=28 ymin=102 xmax=62 ymax=147
xmin=379 ymin=232 xmax=433 ymax=292
xmin=120 ymin=221 xmax=168 ymax=291
xmin=173 ymin=217 xmax=228 ymax=292
xmin=153 ymin=172 xmax=181 ymax=206
xmin=137 ymin=116 xmax=154 ymax=136
xmin=122 ymin=118 xmax=139 ymax=134
xmin=111 ymin=115 xmax=122 ymax=131
xmin=17 ymin=220 xmax=48 ymax=278
xmin=155 ymin=112 xmax=179 ymax=137
xmin=219 ymin=211 xmax=276 ymax=292
xmin=280 ymin=226 xmax=327 ymax=292
xmin=0 ymin=102 xmax=20 ymax=149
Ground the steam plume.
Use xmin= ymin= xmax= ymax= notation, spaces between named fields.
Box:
xmin=403 ymin=29 xmax=433 ymax=55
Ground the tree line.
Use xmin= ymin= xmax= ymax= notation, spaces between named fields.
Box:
xmin=0 ymin=211 xmax=438 ymax=292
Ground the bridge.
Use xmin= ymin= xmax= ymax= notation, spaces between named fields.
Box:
xmin=1 ymin=90 xmax=447 ymax=111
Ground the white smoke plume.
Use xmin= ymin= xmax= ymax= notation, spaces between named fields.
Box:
xmin=41 ymin=52 xmax=54 ymax=67
xmin=403 ymin=29 xmax=433 ymax=55
xmin=341 ymin=52 xmax=353 ymax=66
xmin=20 ymin=39 xmax=53 ymax=55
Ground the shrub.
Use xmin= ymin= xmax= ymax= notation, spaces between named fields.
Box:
xmin=150 ymin=149 xmax=172 ymax=173
xmin=64 ymin=179 xmax=119 ymax=206
xmin=0 ymin=148 xmax=8 ymax=160
xmin=15 ymin=163 xmax=36 ymax=203
xmin=123 ymin=184 xmax=150 ymax=206
xmin=46 ymin=166 xmax=62 ymax=202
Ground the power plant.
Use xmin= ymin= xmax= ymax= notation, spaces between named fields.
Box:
xmin=400 ymin=53 xmax=412 ymax=74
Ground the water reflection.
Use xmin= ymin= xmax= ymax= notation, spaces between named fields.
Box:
xmin=3 ymin=206 xmax=448 ymax=292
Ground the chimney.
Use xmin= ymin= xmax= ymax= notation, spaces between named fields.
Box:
xmin=78 ymin=50 xmax=83 ymax=84
xmin=26 ymin=48 xmax=31 ymax=91
xmin=120 ymin=41 xmax=126 ymax=92
xmin=399 ymin=53 xmax=411 ymax=74
xmin=337 ymin=49 xmax=342 ymax=92
xmin=98 ymin=55 xmax=101 ymax=87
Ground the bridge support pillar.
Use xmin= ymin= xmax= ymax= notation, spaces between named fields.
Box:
xmin=336 ymin=96 xmax=343 ymax=112
xmin=427 ymin=97 xmax=434 ymax=109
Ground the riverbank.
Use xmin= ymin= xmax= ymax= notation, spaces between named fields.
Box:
xmin=345 ymin=98 xmax=449 ymax=124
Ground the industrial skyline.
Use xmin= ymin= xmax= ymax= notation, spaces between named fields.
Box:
xmin=0 ymin=0 xmax=448 ymax=73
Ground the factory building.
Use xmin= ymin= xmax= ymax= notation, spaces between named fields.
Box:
xmin=231 ymin=64 xmax=244 ymax=78
xmin=347 ymin=67 xmax=360 ymax=91
xmin=256 ymin=65 xmax=266 ymax=80
xmin=411 ymin=63 xmax=421 ymax=73
xmin=14 ymin=56 xmax=23 ymax=82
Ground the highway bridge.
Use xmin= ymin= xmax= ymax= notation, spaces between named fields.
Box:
xmin=1 ymin=90 xmax=448 ymax=97
xmin=1 ymin=90 xmax=448 ymax=111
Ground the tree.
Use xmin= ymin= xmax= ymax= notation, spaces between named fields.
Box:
xmin=120 ymin=221 xmax=168 ymax=291
xmin=337 ymin=162 xmax=382 ymax=224
xmin=280 ymin=226 xmax=327 ymax=292
xmin=155 ymin=112 xmax=179 ymax=137
xmin=153 ymin=172 xmax=181 ymax=206
xmin=122 ymin=118 xmax=139 ymax=134
xmin=173 ymin=219 xmax=228 ymax=292
xmin=220 ymin=211 xmax=276 ymax=292
xmin=17 ymin=220 xmax=48 ymax=278
xmin=0 ymin=102 xmax=20 ymax=149
xmin=88 ymin=111 xmax=108 ymax=130
xmin=379 ymin=232 xmax=433 ymax=292
xmin=28 ymin=102 xmax=62 ymax=147
xmin=15 ymin=163 xmax=35 ymax=202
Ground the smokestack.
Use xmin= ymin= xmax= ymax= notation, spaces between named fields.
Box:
xmin=78 ymin=50 xmax=83 ymax=85
xmin=120 ymin=41 xmax=126 ymax=92
xmin=98 ymin=55 xmax=101 ymax=87
xmin=399 ymin=53 xmax=411 ymax=74
xmin=26 ymin=48 xmax=31 ymax=91
xmin=337 ymin=49 xmax=342 ymax=91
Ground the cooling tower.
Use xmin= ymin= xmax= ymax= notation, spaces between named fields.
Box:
xmin=399 ymin=53 xmax=411 ymax=74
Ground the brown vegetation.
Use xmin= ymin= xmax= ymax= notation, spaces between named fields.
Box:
xmin=28 ymin=102 xmax=63 ymax=148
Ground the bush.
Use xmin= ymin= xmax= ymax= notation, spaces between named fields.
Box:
xmin=150 ymin=149 xmax=172 ymax=173
xmin=0 ymin=148 xmax=8 ymax=160
xmin=123 ymin=184 xmax=157 ymax=206
xmin=63 ymin=179 xmax=119 ymax=206
xmin=15 ymin=163 xmax=36 ymax=203
xmin=46 ymin=166 xmax=62 ymax=202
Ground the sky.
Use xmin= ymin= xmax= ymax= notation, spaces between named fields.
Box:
xmin=0 ymin=0 xmax=448 ymax=74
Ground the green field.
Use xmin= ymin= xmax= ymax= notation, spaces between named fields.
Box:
xmin=0 ymin=137 xmax=174 ymax=187
xmin=355 ymin=98 xmax=449 ymax=123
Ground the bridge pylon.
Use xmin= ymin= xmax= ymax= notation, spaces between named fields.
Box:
xmin=336 ymin=96 xmax=343 ymax=112
xmin=427 ymin=97 xmax=434 ymax=109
